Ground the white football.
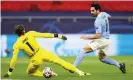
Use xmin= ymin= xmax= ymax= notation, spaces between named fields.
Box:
xmin=42 ymin=67 xmax=53 ymax=78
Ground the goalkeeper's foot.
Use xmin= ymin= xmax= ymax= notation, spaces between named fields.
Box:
xmin=52 ymin=71 xmax=58 ymax=76
xmin=79 ymin=72 xmax=91 ymax=76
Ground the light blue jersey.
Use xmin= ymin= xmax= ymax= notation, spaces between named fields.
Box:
xmin=94 ymin=12 xmax=111 ymax=39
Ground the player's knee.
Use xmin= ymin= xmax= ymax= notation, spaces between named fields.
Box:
xmin=27 ymin=68 xmax=35 ymax=75
xmin=99 ymin=57 xmax=103 ymax=61
xmin=27 ymin=65 xmax=39 ymax=75
xmin=98 ymin=50 xmax=106 ymax=60
xmin=99 ymin=55 xmax=106 ymax=61
xmin=27 ymin=69 xmax=33 ymax=75
xmin=99 ymin=54 xmax=103 ymax=60
xmin=83 ymin=46 xmax=93 ymax=53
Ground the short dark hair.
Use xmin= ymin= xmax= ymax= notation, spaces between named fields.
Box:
xmin=14 ymin=24 xmax=25 ymax=36
xmin=91 ymin=3 xmax=101 ymax=11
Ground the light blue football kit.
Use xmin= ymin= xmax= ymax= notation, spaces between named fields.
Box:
xmin=74 ymin=12 xmax=120 ymax=68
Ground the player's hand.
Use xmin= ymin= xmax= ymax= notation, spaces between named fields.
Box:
xmin=56 ymin=34 xmax=67 ymax=40
xmin=61 ymin=36 xmax=67 ymax=40
xmin=4 ymin=69 xmax=13 ymax=78
xmin=80 ymin=36 xmax=89 ymax=40
xmin=4 ymin=73 xmax=9 ymax=78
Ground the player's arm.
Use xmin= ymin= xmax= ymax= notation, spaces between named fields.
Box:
xmin=32 ymin=31 xmax=67 ymax=40
xmin=80 ymin=33 xmax=101 ymax=40
xmin=80 ymin=20 xmax=102 ymax=40
xmin=105 ymin=12 xmax=111 ymax=19
xmin=4 ymin=45 xmax=19 ymax=77
xmin=80 ymin=23 xmax=102 ymax=39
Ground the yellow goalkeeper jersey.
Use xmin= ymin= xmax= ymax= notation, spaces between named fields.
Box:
xmin=10 ymin=31 xmax=55 ymax=68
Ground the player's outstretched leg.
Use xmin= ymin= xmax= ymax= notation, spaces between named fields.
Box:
xmin=73 ymin=48 xmax=86 ymax=66
xmin=27 ymin=63 xmax=43 ymax=77
xmin=53 ymin=57 xmax=91 ymax=76
xmin=99 ymin=50 xmax=126 ymax=74
xmin=43 ymin=50 xmax=91 ymax=76
xmin=73 ymin=44 xmax=93 ymax=66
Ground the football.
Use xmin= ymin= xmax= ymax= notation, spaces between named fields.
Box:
xmin=42 ymin=67 xmax=53 ymax=78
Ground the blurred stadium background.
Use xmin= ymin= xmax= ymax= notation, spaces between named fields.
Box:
xmin=1 ymin=1 xmax=133 ymax=80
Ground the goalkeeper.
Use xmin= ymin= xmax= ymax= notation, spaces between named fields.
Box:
xmin=4 ymin=25 xmax=91 ymax=78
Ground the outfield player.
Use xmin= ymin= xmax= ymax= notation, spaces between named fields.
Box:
xmin=4 ymin=25 xmax=91 ymax=78
xmin=73 ymin=3 xmax=126 ymax=74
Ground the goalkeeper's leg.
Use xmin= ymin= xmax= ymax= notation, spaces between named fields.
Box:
xmin=44 ymin=52 xmax=91 ymax=76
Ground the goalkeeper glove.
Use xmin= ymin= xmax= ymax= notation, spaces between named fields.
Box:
xmin=4 ymin=68 xmax=13 ymax=78
xmin=54 ymin=33 xmax=67 ymax=40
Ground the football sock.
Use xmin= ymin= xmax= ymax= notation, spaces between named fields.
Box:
xmin=73 ymin=48 xmax=86 ymax=66
xmin=100 ymin=58 xmax=120 ymax=68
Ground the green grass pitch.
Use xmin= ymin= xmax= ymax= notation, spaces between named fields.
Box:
xmin=1 ymin=56 xmax=133 ymax=80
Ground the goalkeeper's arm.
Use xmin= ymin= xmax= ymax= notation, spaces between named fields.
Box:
xmin=53 ymin=33 xmax=67 ymax=40
xmin=32 ymin=31 xmax=67 ymax=40
xmin=4 ymin=48 xmax=19 ymax=78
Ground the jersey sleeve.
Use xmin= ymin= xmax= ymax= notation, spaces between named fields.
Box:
xmin=103 ymin=12 xmax=111 ymax=18
xmin=95 ymin=20 xmax=102 ymax=33
xmin=105 ymin=12 xmax=111 ymax=18
xmin=10 ymin=43 xmax=19 ymax=68
xmin=29 ymin=31 xmax=54 ymax=38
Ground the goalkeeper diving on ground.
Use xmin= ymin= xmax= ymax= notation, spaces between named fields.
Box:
xmin=4 ymin=24 xmax=91 ymax=78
